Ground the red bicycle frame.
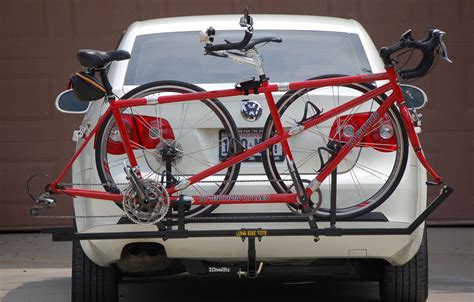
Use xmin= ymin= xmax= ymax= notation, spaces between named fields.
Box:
xmin=50 ymin=67 xmax=442 ymax=206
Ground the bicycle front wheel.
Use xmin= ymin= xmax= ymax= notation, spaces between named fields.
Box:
xmin=95 ymin=81 xmax=241 ymax=217
xmin=262 ymin=75 xmax=408 ymax=219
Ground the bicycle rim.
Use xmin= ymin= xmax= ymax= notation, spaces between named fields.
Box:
xmin=95 ymin=81 xmax=241 ymax=217
xmin=262 ymin=75 xmax=408 ymax=219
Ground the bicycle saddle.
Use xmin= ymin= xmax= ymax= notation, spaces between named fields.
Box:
xmin=77 ymin=49 xmax=131 ymax=68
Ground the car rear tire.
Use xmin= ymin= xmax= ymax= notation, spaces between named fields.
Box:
xmin=72 ymin=240 xmax=120 ymax=302
xmin=379 ymin=228 xmax=428 ymax=302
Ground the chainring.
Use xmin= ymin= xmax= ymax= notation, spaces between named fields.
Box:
xmin=123 ymin=179 xmax=170 ymax=225
xmin=287 ymin=185 xmax=322 ymax=217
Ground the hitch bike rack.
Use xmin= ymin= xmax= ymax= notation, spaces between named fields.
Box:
xmin=42 ymin=173 xmax=453 ymax=278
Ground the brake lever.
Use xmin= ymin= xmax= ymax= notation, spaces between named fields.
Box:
xmin=400 ymin=29 xmax=413 ymax=41
xmin=438 ymin=31 xmax=453 ymax=63
xmin=199 ymin=26 xmax=215 ymax=44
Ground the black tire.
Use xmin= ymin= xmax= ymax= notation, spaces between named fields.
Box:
xmin=94 ymin=80 xmax=240 ymax=217
xmin=262 ymin=75 xmax=409 ymax=219
xmin=72 ymin=240 xmax=119 ymax=302
xmin=379 ymin=228 xmax=429 ymax=302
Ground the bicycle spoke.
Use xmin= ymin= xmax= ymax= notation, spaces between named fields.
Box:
xmin=185 ymin=138 xmax=226 ymax=156
xmin=177 ymin=101 xmax=191 ymax=140
xmin=182 ymin=152 xmax=216 ymax=168
xmin=129 ymin=141 xmax=159 ymax=156
xmin=349 ymin=169 xmax=367 ymax=202
xmin=177 ymin=109 xmax=215 ymax=141
xmin=172 ymin=164 xmax=207 ymax=195
xmin=108 ymin=155 xmax=147 ymax=171
xmin=342 ymin=157 xmax=390 ymax=180
xmin=278 ymin=150 xmax=319 ymax=181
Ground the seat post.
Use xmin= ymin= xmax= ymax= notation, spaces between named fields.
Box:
xmin=98 ymin=68 xmax=114 ymax=97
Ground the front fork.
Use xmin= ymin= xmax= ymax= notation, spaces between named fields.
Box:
xmin=397 ymin=103 xmax=442 ymax=184
xmin=392 ymin=75 xmax=442 ymax=184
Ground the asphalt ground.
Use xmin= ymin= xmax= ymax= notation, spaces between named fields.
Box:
xmin=0 ymin=227 xmax=472 ymax=302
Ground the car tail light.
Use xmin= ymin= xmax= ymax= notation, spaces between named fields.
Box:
xmin=365 ymin=115 xmax=397 ymax=152
xmin=329 ymin=113 xmax=369 ymax=142
xmin=106 ymin=115 xmax=137 ymax=155
xmin=105 ymin=114 xmax=174 ymax=155
xmin=329 ymin=113 xmax=397 ymax=152
xmin=134 ymin=115 xmax=175 ymax=149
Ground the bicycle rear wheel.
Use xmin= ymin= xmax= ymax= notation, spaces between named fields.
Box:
xmin=262 ymin=75 xmax=408 ymax=219
xmin=95 ymin=81 xmax=241 ymax=217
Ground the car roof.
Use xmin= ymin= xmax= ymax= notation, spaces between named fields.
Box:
xmin=127 ymin=14 xmax=361 ymax=35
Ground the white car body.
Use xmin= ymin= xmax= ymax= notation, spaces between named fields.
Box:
xmin=72 ymin=15 xmax=426 ymax=271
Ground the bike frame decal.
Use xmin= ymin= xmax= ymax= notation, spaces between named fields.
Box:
xmin=51 ymin=67 xmax=442 ymax=204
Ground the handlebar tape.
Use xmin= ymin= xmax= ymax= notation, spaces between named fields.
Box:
xmin=379 ymin=29 xmax=442 ymax=80
xmin=205 ymin=29 xmax=253 ymax=52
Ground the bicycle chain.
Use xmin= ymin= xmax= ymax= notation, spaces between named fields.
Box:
xmin=33 ymin=178 xmax=306 ymax=220
xmin=33 ymin=214 xmax=127 ymax=219
xmin=185 ymin=214 xmax=299 ymax=221
xmin=61 ymin=178 xmax=290 ymax=187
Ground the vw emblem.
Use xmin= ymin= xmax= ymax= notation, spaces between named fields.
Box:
xmin=240 ymin=100 xmax=263 ymax=122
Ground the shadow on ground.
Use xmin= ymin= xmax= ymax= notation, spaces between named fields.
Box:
xmin=121 ymin=276 xmax=383 ymax=302
xmin=5 ymin=273 xmax=473 ymax=302
xmin=3 ymin=275 xmax=382 ymax=302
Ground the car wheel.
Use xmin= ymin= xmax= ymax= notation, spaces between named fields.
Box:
xmin=72 ymin=240 xmax=120 ymax=302
xmin=379 ymin=228 xmax=428 ymax=302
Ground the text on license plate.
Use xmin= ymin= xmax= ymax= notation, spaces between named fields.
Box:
xmin=219 ymin=128 xmax=284 ymax=162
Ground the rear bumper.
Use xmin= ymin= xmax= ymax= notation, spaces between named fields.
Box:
xmin=72 ymin=221 xmax=425 ymax=267
xmin=44 ymin=182 xmax=452 ymax=270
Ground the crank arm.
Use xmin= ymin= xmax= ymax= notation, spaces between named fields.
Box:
xmin=286 ymin=157 xmax=311 ymax=207
xmin=123 ymin=164 xmax=151 ymax=201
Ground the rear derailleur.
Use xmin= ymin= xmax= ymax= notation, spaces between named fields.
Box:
xmin=29 ymin=191 xmax=56 ymax=216
xmin=27 ymin=174 xmax=56 ymax=216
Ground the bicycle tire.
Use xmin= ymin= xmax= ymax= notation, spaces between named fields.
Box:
xmin=262 ymin=75 xmax=408 ymax=219
xmin=95 ymin=80 xmax=241 ymax=217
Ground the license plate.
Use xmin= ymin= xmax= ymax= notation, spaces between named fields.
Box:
xmin=219 ymin=128 xmax=284 ymax=162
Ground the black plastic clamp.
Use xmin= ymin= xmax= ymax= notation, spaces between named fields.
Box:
xmin=171 ymin=195 xmax=192 ymax=231
xmin=235 ymin=78 xmax=261 ymax=95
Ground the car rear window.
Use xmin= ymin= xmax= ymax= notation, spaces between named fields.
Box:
xmin=124 ymin=30 xmax=372 ymax=85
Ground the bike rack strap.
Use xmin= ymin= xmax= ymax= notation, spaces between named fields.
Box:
xmin=42 ymin=184 xmax=453 ymax=242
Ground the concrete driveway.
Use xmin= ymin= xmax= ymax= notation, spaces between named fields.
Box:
xmin=1 ymin=227 xmax=473 ymax=302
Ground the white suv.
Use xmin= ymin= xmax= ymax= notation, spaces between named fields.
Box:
xmin=59 ymin=14 xmax=429 ymax=302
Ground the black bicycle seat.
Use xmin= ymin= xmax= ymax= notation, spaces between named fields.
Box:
xmin=77 ymin=49 xmax=131 ymax=68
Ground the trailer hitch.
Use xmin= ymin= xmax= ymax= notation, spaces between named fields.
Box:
xmin=236 ymin=228 xmax=266 ymax=278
